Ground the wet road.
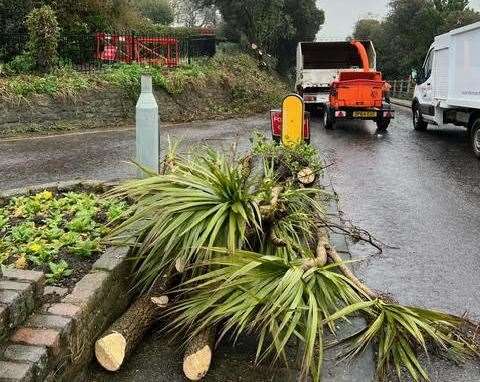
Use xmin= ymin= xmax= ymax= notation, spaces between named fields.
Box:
xmin=311 ymin=108 xmax=480 ymax=320
xmin=0 ymin=117 xmax=269 ymax=190
xmin=2 ymin=107 xmax=480 ymax=380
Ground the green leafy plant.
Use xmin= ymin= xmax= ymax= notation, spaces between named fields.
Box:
xmin=46 ymin=260 xmax=73 ymax=284
xmin=0 ymin=213 xmax=8 ymax=230
xmin=107 ymin=150 xmax=262 ymax=290
xmin=10 ymin=222 xmax=37 ymax=243
xmin=327 ymin=300 xmax=478 ymax=381
xmin=170 ymin=250 xmax=367 ymax=381
xmin=26 ymin=5 xmax=60 ymax=72
xmin=70 ymin=239 xmax=100 ymax=258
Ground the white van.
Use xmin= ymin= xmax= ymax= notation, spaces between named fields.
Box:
xmin=412 ymin=21 xmax=480 ymax=158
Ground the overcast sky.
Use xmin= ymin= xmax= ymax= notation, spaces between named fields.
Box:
xmin=317 ymin=0 xmax=480 ymax=39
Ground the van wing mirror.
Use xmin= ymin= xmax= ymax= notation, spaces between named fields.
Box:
xmin=411 ymin=69 xmax=417 ymax=82
xmin=412 ymin=68 xmax=424 ymax=84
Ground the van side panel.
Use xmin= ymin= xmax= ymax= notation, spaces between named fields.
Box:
xmin=449 ymin=25 xmax=480 ymax=108
xmin=434 ymin=48 xmax=449 ymax=100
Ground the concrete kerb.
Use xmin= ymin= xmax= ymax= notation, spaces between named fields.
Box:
xmin=320 ymin=172 xmax=376 ymax=382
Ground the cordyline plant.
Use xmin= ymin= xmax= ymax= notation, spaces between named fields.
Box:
xmin=107 ymin=138 xmax=478 ymax=381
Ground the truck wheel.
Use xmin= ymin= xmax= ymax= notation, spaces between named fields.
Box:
xmin=376 ymin=118 xmax=390 ymax=132
xmin=324 ymin=108 xmax=334 ymax=130
xmin=471 ymin=119 xmax=480 ymax=159
xmin=413 ymin=103 xmax=428 ymax=131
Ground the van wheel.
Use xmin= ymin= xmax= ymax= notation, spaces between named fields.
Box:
xmin=471 ymin=119 xmax=480 ymax=159
xmin=324 ymin=108 xmax=334 ymax=130
xmin=413 ymin=103 xmax=428 ymax=131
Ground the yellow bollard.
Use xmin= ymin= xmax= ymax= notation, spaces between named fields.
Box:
xmin=281 ymin=94 xmax=305 ymax=147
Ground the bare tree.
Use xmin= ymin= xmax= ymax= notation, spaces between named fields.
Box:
xmin=169 ymin=0 xmax=218 ymax=27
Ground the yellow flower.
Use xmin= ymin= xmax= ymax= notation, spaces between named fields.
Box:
xmin=15 ymin=255 xmax=28 ymax=269
xmin=12 ymin=207 xmax=25 ymax=218
xmin=27 ymin=242 xmax=43 ymax=253
xmin=36 ymin=190 xmax=53 ymax=201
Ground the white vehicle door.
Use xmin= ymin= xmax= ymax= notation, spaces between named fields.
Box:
xmin=418 ymin=49 xmax=435 ymax=118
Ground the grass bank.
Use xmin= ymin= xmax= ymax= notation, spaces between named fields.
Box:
xmin=0 ymin=54 xmax=289 ymax=136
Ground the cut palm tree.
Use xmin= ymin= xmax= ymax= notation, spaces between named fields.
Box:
xmin=168 ymin=249 xmax=368 ymax=382
xmin=107 ymin=150 xmax=262 ymax=291
xmin=325 ymin=300 xmax=478 ymax=382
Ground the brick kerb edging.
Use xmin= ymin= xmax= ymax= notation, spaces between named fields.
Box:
xmin=2 ymin=246 xmax=132 ymax=382
xmin=0 ymin=181 xmax=132 ymax=382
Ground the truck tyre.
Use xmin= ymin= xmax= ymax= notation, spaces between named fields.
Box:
xmin=471 ymin=118 xmax=480 ymax=159
xmin=324 ymin=108 xmax=334 ymax=130
xmin=413 ymin=103 xmax=428 ymax=131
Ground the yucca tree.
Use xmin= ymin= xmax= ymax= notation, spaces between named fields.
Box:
xmin=106 ymin=150 xmax=262 ymax=290
xmin=327 ymin=300 xmax=478 ymax=381
xmin=170 ymin=249 xmax=478 ymax=382
xmin=169 ymin=249 xmax=369 ymax=381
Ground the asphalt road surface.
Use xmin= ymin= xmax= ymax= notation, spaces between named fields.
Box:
xmin=1 ymin=107 xmax=480 ymax=381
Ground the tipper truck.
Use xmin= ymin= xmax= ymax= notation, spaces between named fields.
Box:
xmin=296 ymin=40 xmax=377 ymax=112
xmin=411 ymin=21 xmax=480 ymax=159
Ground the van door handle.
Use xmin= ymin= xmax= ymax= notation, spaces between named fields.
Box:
xmin=427 ymin=83 xmax=431 ymax=86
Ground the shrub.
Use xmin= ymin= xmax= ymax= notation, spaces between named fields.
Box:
xmin=25 ymin=5 xmax=60 ymax=73
xmin=136 ymin=0 xmax=174 ymax=25
xmin=4 ymin=53 xmax=35 ymax=75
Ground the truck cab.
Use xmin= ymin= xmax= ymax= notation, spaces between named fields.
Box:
xmin=412 ymin=21 xmax=480 ymax=158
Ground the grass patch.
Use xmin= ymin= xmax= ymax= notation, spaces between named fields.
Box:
xmin=0 ymin=53 xmax=288 ymax=126
xmin=0 ymin=190 xmax=127 ymax=287
xmin=0 ymin=67 xmax=97 ymax=103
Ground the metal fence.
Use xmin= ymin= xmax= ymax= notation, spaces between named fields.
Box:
xmin=389 ymin=79 xmax=415 ymax=100
xmin=0 ymin=32 xmax=216 ymax=72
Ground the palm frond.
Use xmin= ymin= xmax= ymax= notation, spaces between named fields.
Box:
xmin=168 ymin=250 xmax=366 ymax=382
xmin=106 ymin=151 xmax=262 ymax=291
xmin=325 ymin=300 xmax=478 ymax=381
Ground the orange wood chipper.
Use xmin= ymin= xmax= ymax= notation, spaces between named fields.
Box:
xmin=324 ymin=40 xmax=394 ymax=131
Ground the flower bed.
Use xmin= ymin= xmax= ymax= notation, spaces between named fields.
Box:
xmin=0 ymin=188 xmax=127 ymax=289
xmin=0 ymin=182 xmax=133 ymax=382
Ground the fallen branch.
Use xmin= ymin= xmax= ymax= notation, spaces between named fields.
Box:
xmin=318 ymin=216 xmax=394 ymax=253
xmin=183 ymin=327 xmax=215 ymax=381
xmin=259 ymin=186 xmax=283 ymax=221
xmin=95 ymin=276 xmax=170 ymax=371
xmin=315 ymin=227 xmax=330 ymax=266
xmin=326 ymin=244 xmax=378 ymax=300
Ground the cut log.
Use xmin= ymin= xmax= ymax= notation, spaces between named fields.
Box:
xmin=175 ymin=258 xmax=186 ymax=273
xmin=183 ymin=328 xmax=215 ymax=381
xmin=95 ymin=276 xmax=169 ymax=371
xmin=297 ymin=167 xmax=316 ymax=186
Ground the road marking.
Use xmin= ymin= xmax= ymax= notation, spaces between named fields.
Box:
xmin=0 ymin=124 xmax=182 ymax=143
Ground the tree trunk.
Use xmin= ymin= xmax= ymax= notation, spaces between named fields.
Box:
xmin=95 ymin=276 xmax=169 ymax=371
xmin=297 ymin=167 xmax=316 ymax=186
xmin=183 ymin=327 xmax=215 ymax=381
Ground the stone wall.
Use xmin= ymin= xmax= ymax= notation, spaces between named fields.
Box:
xmin=0 ymin=90 xmax=133 ymax=136
xmin=0 ymin=81 xmax=269 ymax=136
